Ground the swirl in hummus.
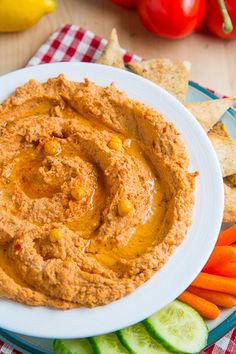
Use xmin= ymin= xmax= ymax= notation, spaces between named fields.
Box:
xmin=0 ymin=75 xmax=196 ymax=308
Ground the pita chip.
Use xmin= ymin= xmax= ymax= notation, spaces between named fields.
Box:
xmin=186 ymin=98 xmax=233 ymax=132
xmin=224 ymin=183 xmax=236 ymax=222
xmin=208 ymin=132 xmax=236 ymax=177
xmin=212 ymin=121 xmax=236 ymax=189
xmin=96 ymin=28 xmax=125 ymax=69
xmin=211 ymin=120 xmax=230 ymax=138
xmin=215 ymin=125 xmax=236 ymax=219
xmin=225 ymin=174 xmax=236 ymax=187
xmin=127 ymin=58 xmax=191 ymax=102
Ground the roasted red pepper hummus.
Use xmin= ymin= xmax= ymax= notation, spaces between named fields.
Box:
xmin=0 ymin=75 xmax=196 ymax=308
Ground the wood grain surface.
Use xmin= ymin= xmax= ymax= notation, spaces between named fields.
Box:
xmin=0 ymin=0 xmax=235 ymax=96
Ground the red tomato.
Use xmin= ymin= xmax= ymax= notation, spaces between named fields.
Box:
xmin=205 ymin=0 xmax=236 ymax=39
xmin=112 ymin=0 xmax=137 ymax=9
xmin=137 ymin=0 xmax=206 ymax=39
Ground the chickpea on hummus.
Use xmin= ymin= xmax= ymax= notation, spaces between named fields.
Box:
xmin=0 ymin=75 xmax=196 ymax=308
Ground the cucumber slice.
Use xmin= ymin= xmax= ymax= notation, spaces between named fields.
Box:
xmin=53 ymin=338 xmax=93 ymax=354
xmin=89 ymin=333 xmax=128 ymax=354
xmin=118 ymin=323 xmax=172 ymax=354
xmin=144 ymin=300 xmax=208 ymax=354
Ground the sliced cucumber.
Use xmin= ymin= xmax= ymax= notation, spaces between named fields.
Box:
xmin=90 ymin=333 xmax=128 ymax=354
xmin=144 ymin=300 xmax=208 ymax=354
xmin=118 ymin=322 xmax=172 ymax=354
xmin=53 ymin=338 xmax=93 ymax=354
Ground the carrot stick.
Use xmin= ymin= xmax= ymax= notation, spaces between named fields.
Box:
xmin=208 ymin=262 xmax=236 ymax=278
xmin=191 ymin=272 xmax=236 ymax=294
xmin=216 ymin=225 xmax=236 ymax=246
xmin=203 ymin=246 xmax=236 ymax=270
xmin=178 ymin=290 xmax=220 ymax=319
xmin=188 ymin=286 xmax=236 ymax=308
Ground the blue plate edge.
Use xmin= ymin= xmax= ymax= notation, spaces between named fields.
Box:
xmin=0 ymin=81 xmax=235 ymax=353
xmin=189 ymin=81 xmax=236 ymax=120
xmin=1 ymin=310 xmax=236 ymax=354
xmin=189 ymin=80 xmax=236 ymax=349
xmin=206 ymin=311 xmax=236 ymax=348
xmin=0 ymin=329 xmax=51 ymax=354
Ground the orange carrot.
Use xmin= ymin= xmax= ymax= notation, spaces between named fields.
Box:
xmin=191 ymin=272 xmax=236 ymax=294
xmin=208 ymin=262 xmax=236 ymax=278
xmin=203 ymin=246 xmax=236 ymax=270
xmin=216 ymin=225 xmax=236 ymax=246
xmin=188 ymin=286 xmax=236 ymax=308
xmin=178 ymin=290 xmax=220 ymax=319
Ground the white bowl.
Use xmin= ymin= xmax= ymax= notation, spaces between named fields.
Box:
xmin=0 ymin=62 xmax=224 ymax=338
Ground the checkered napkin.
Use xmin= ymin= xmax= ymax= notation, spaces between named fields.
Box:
xmin=1 ymin=24 xmax=235 ymax=354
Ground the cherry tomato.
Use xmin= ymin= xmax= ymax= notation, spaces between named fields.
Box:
xmin=205 ymin=0 xmax=236 ymax=39
xmin=137 ymin=0 xmax=206 ymax=39
xmin=112 ymin=0 xmax=137 ymax=9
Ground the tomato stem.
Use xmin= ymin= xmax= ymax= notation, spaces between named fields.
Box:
xmin=217 ymin=0 xmax=233 ymax=33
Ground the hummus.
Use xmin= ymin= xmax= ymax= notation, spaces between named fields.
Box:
xmin=0 ymin=75 xmax=196 ymax=308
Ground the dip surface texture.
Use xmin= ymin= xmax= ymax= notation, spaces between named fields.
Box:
xmin=0 ymin=75 xmax=196 ymax=308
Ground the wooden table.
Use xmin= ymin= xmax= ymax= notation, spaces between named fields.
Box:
xmin=0 ymin=0 xmax=235 ymax=96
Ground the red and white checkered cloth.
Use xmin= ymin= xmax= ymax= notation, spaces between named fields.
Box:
xmin=1 ymin=24 xmax=235 ymax=354
xmin=27 ymin=24 xmax=141 ymax=67
xmin=0 ymin=340 xmax=20 ymax=354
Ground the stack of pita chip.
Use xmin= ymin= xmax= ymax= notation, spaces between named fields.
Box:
xmin=96 ymin=29 xmax=236 ymax=223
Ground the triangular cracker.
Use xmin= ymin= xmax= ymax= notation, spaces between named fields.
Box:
xmin=211 ymin=121 xmax=230 ymax=137
xmin=96 ymin=28 xmax=125 ymax=69
xmin=225 ymin=174 xmax=236 ymax=186
xmin=208 ymin=132 xmax=236 ymax=177
xmin=186 ymin=98 xmax=233 ymax=132
xmin=224 ymin=183 xmax=236 ymax=222
xmin=214 ymin=123 xmax=236 ymax=222
xmin=127 ymin=58 xmax=191 ymax=102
